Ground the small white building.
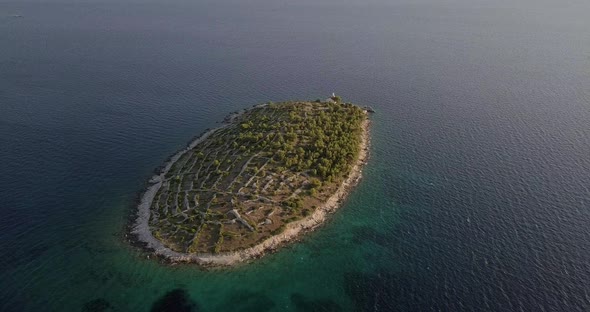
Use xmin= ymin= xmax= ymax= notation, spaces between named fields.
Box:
xmin=325 ymin=92 xmax=337 ymax=103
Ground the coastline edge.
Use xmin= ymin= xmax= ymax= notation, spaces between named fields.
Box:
xmin=129 ymin=105 xmax=371 ymax=267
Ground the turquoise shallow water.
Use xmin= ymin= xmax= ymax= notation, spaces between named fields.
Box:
xmin=2 ymin=0 xmax=590 ymax=310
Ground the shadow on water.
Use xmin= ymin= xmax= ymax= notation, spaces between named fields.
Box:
xmin=150 ymin=288 xmax=199 ymax=312
xmin=290 ymin=293 xmax=341 ymax=312
xmin=217 ymin=289 xmax=275 ymax=312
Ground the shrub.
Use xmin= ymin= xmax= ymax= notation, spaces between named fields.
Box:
xmin=272 ymin=225 xmax=286 ymax=235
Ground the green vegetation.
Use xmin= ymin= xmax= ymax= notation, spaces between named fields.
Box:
xmin=149 ymin=100 xmax=367 ymax=253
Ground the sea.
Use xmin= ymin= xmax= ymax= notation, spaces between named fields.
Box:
xmin=2 ymin=0 xmax=590 ymax=310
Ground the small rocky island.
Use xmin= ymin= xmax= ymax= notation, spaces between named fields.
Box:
xmin=131 ymin=98 xmax=370 ymax=266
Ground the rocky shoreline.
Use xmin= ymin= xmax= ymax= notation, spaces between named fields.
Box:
xmin=128 ymin=106 xmax=371 ymax=268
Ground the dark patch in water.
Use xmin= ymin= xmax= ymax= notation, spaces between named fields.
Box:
xmin=151 ymin=288 xmax=199 ymax=312
xmin=82 ymin=298 xmax=113 ymax=312
xmin=351 ymin=226 xmax=391 ymax=247
xmin=0 ymin=298 xmax=26 ymax=312
xmin=290 ymin=293 xmax=341 ymax=312
xmin=344 ymin=271 xmax=411 ymax=311
xmin=2 ymin=243 xmax=49 ymax=270
xmin=217 ymin=289 xmax=275 ymax=312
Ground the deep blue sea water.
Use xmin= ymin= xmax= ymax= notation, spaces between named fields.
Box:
xmin=2 ymin=0 xmax=590 ymax=310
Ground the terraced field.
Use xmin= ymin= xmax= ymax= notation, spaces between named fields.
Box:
xmin=148 ymin=100 xmax=367 ymax=254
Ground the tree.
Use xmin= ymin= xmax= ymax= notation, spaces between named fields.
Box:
xmin=310 ymin=177 xmax=321 ymax=189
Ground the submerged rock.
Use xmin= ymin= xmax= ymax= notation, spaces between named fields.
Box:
xmin=150 ymin=288 xmax=199 ymax=312
xmin=82 ymin=298 xmax=113 ymax=312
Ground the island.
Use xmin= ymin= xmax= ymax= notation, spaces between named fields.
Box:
xmin=130 ymin=98 xmax=370 ymax=266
